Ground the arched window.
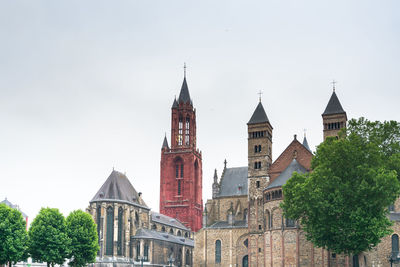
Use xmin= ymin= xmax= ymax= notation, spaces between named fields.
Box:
xmin=243 ymin=208 xmax=248 ymax=221
xmin=286 ymin=217 xmax=295 ymax=227
xmin=184 ymin=232 xmax=188 ymax=238
xmin=106 ymin=206 xmax=114 ymax=256
xmin=144 ymin=243 xmax=149 ymax=261
xmin=161 ymin=226 xmax=166 ymax=232
xmin=135 ymin=212 xmax=139 ymax=227
xmin=117 ymin=207 xmax=123 ymax=256
xmin=169 ymin=228 xmax=174 ymax=234
xmin=96 ymin=205 xmax=101 ymax=243
xmin=152 ymin=224 xmax=157 ymax=230
xmin=136 ymin=242 xmax=140 ymax=261
xmin=178 ymin=180 xmax=181 ymax=195
xmin=215 ymin=240 xmax=221 ymax=263
xmin=185 ymin=249 xmax=191 ymax=265
xmin=177 ymin=230 xmax=182 ymax=236
xmin=178 ymin=116 xmax=183 ymax=145
xmin=185 ymin=117 xmax=190 ymax=145
xmin=392 ymin=234 xmax=399 ymax=258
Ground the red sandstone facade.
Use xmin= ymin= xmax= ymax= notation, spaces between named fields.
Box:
xmin=159 ymin=77 xmax=203 ymax=232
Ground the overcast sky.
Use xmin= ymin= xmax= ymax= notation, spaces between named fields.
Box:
xmin=1 ymin=0 xmax=399 ymax=223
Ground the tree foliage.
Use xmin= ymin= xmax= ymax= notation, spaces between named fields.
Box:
xmin=28 ymin=207 xmax=70 ymax=267
xmin=281 ymin=118 xmax=400 ymax=255
xmin=66 ymin=210 xmax=99 ymax=267
xmin=0 ymin=204 xmax=28 ymax=266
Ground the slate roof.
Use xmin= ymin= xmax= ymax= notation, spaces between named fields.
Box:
xmin=248 ymin=102 xmax=270 ymax=125
xmin=322 ymin=91 xmax=346 ymax=115
xmin=302 ymin=136 xmax=311 ymax=152
xmin=162 ymin=136 xmax=169 ymax=149
xmin=178 ymin=77 xmax=191 ymax=104
xmin=133 ymin=228 xmax=194 ymax=247
xmin=0 ymin=198 xmax=28 ymax=218
xmin=172 ymin=98 xmax=178 ymax=108
xmin=90 ymin=170 xmax=148 ymax=209
xmin=217 ymin=167 xmax=248 ymax=197
xmin=266 ymin=159 xmax=308 ymax=190
xmin=207 ymin=220 xmax=247 ymax=229
xmin=150 ymin=212 xmax=189 ymax=231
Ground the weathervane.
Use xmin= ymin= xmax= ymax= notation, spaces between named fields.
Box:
xmin=331 ymin=80 xmax=337 ymax=92
xmin=258 ymin=90 xmax=263 ymax=102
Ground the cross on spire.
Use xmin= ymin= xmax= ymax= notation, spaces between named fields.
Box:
xmin=184 ymin=62 xmax=187 ymax=78
xmin=304 ymin=128 xmax=307 ymax=137
xmin=331 ymin=80 xmax=337 ymax=92
xmin=258 ymin=90 xmax=263 ymax=102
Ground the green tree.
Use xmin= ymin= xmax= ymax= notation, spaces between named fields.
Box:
xmin=281 ymin=118 xmax=400 ymax=258
xmin=66 ymin=210 xmax=99 ymax=267
xmin=29 ymin=207 xmax=70 ymax=267
xmin=0 ymin=204 xmax=28 ymax=267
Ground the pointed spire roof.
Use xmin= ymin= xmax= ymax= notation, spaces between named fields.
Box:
xmin=248 ymin=102 xmax=270 ymax=125
xmin=213 ymin=169 xmax=218 ymax=182
xmin=178 ymin=77 xmax=191 ymax=104
xmin=162 ymin=135 xmax=169 ymax=149
xmin=172 ymin=98 xmax=178 ymax=108
xmin=322 ymin=91 xmax=346 ymax=116
xmin=302 ymin=135 xmax=311 ymax=152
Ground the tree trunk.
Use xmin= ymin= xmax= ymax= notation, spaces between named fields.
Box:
xmin=8 ymin=261 xmax=12 ymax=267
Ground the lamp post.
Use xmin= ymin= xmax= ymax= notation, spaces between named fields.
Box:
xmin=168 ymin=255 xmax=175 ymax=267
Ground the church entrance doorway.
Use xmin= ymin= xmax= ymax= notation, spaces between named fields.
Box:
xmin=242 ymin=255 xmax=248 ymax=267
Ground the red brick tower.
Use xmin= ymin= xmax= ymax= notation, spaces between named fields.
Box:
xmin=160 ymin=72 xmax=203 ymax=232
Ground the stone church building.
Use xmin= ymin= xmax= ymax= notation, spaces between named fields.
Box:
xmin=194 ymin=89 xmax=400 ymax=267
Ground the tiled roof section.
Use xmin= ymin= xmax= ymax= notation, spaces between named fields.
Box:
xmin=0 ymin=198 xmax=28 ymax=218
xmin=266 ymin=159 xmax=308 ymax=190
xmin=133 ymin=228 xmax=194 ymax=247
xmin=150 ymin=212 xmax=189 ymax=231
xmin=162 ymin=136 xmax=169 ymax=149
xmin=322 ymin=91 xmax=346 ymax=115
xmin=178 ymin=77 xmax=191 ymax=104
xmin=302 ymin=136 xmax=311 ymax=152
xmin=217 ymin=167 xmax=248 ymax=197
xmin=207 ymin=220 xmax=247 ymax=229
xmin=248 ymin=102 xmax=269 ymax=125
xmin=90 ymin=170 xmax=148 ymax=208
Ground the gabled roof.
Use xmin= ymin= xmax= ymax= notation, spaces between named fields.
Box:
xmin=133 ymin=228 xmax=194 ymax=247
xmin=266 ymin=159 xmax=308 ymax=190
xmin=217 ymin=167 xmax=248 ymax=197
xmin=90 ymin=170 xmax=148 ymax=208
xmin=322 ymin=91 xmax=346 ymax=116
xmin=150 ymin=212 xmax=189 ymax=231
xmin=248 ymin=102 xmax=270 ymax=125
xmin=162 ymin=136 xmax=169 ymax=149
xmin=302 ymin=135 xmax=311 ymax=152
xmin=178 ymin=77 xmax=191 ymax=104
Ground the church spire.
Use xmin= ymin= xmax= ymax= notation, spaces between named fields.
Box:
xmin=322 ymin=90 xmax=346 ymax=116
xmin=248 ymin=101 xmax=270 ymax=125
xmin=302 ymin=132 xmax=311 ymax=152
xmin=178 ymin=63 xmax=192 ymax=105
xmin=162 ymin=134 xmax=169 ymax=149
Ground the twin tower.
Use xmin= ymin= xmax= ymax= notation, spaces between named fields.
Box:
xmin=159 ymin=73 xmax=347 ymax=233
